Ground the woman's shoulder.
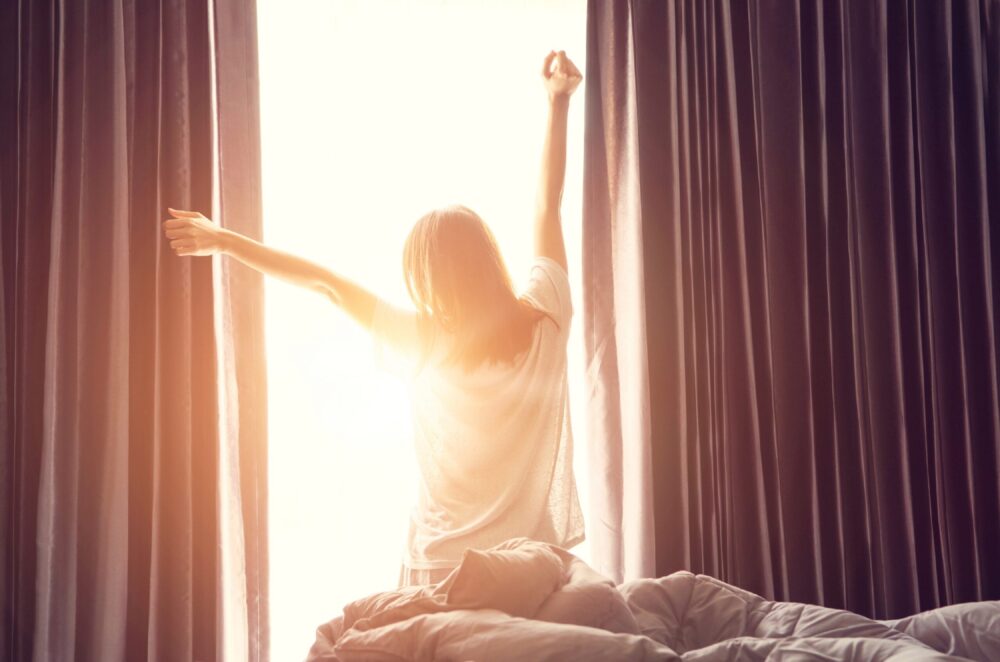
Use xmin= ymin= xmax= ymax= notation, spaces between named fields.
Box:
xmin=522 ymin=256 xmax=572 ymax=330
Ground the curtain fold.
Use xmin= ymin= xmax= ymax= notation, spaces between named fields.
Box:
xmin=584 ymin=0 xmax=1000 ymax=618
xmin=1 ymin=1 xmax=268 ymax=660
xmin=582 ymin=0 xmax=659 ymax=583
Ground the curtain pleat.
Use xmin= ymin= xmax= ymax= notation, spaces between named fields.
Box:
xmin=1 ymin=1 xmax=268 ymax=660
xmin=583 ymin=0 xmax=658 ymax=582
xmin=584 ymin=0 xmax=1000 ymax=618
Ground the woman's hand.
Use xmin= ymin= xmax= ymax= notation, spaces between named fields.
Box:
xmin=162 ymin=208 xmax=227 ymax=256
xmin=542 ymin=50 xmax=582 ymax=101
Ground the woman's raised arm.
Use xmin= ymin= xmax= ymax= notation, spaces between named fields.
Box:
xmin=162 ymin=208 xmax=381 ymax=331
xmin=534 ymin=50 xmax=582 ymax=272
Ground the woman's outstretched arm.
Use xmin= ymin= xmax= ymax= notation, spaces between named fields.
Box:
xmin=535 ymin=50 xmax=582 ymax=272
xmin=162 ymin=208 xmax=380 ymax=331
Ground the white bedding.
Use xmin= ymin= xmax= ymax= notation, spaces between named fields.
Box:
xmin=306 ymin=539 xmax=1000 ymax=661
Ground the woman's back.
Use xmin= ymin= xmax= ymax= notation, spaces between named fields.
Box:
xmin=374 ymin=256 xmax=584 ymax=577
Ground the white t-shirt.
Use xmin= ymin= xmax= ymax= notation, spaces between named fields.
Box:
xmin=372 ymin=256 xmax=585 ymax=570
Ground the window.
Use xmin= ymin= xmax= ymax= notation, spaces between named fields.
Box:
xmin=257 ymin=1 xmax=587 ymax=658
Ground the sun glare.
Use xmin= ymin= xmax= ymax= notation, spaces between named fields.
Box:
xmin=256 ymin=1 xmax=587 ymax=658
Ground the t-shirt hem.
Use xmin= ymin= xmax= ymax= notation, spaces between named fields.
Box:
xmin=559 ymin=531 xmax=586 ymax=551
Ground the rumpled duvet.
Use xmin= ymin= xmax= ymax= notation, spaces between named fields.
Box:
xmin=306 ymin=538 xmax=1000 ymax=661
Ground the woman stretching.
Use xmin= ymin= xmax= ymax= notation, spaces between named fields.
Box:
xmin=164 ymin=51 xmax=585 ymax=586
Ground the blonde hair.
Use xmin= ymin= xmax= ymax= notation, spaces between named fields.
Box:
xmin=403 ymin=205 xmax=551 ymax=370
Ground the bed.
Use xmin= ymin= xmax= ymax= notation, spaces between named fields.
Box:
xmin=305 ymin=538 xmax=1000 ymax=661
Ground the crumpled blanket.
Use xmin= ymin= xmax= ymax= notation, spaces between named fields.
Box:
xmin=306 ymin=538 xmax=1000 ymax=661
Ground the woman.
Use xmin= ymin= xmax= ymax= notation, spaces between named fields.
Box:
xmin=164 ymin=50 xmax=585 ymax=586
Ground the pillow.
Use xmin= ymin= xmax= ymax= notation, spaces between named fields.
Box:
xmin=442 ymin=538 xmax=566 ymax=618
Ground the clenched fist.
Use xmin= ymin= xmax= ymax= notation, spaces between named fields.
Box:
xmin=542 ymin=50 xmax=582 ymax=101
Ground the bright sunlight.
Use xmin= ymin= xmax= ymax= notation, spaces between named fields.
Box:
xmin=256 ymin=1 xmax=587 ymax=658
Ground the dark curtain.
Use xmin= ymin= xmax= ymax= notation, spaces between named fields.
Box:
xmin=1 ymin=1 xmax=268 ymax=660
xmin=584 ymin=0 xmax=1000 ymax=618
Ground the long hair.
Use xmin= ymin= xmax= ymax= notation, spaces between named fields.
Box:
xmin=403 ymin=205 xmax=549 ymax=370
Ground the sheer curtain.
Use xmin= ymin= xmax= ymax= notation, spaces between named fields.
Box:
xmin=584 ymin=0 xmax=1000 ymax=617
xmin=1 ymin=1 xmax=268 ymax=659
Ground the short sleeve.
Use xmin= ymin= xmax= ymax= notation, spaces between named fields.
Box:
xmin=521 ymin=256 xmax=573 ymax=328
xmin=371 ymin=299 xmax=423 ymax=378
